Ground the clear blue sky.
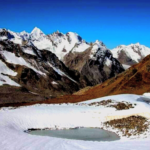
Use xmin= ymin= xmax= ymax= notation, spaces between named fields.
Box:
xmin=0 ymin=0 xmax=150 ymax=49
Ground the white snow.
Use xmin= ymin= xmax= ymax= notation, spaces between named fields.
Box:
xmin=112 ymin=43 xmax=150 ymax=66
xmin=51 ymin=81 xmax=58 ymax=85
xmin=0 ymin=60 xmax=20 ymax=86
xmin=31 ymin=27 xmax=44 ymax=39
xmin=8 ymin=30 xmax=23 ymax=45
xmin=29 ymin=30 xmax=86 ymax=60
xmin=1 ymin=94 xmax=150 ymax=150
xmin=32 ymin=39 xmax=53 ymax=51
xmin=20 ymin=31 xmax=30 ymax=41
xmin=0 ymin=50 xmax=45 ymax=75
xmin=143 ymin=93 xmax=150 ymax=97
xmin=0 ymin=36 xmax=7 ymax=41
xmin=72 ymin=43 xmax=90 ymax=53
xmin=49 ymin=32 xmax=83 ymax=60
xmin=90 ymin=40 xmax=107 ymax=59
xmin=48 ymin=63 xmax=77 ymax=83
xmin=22 ymin=47 xmax=36 ymax=56
xmin=123 ymin=64 xmax=130 ymax=70
xmin=141 ymin=93 xmax=150 ymax=102
xmin=0 ymin=28 xmax=92 ymax=60
xmin=29 ymin=27 xmax=53 ymax=51
xmin=105 ymin=57 xmax=112 ymax=67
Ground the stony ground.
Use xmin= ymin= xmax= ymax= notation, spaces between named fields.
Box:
xmin=104 ymin=116 xmax=150 ymax=137
xmin=81 ymin=99 xmax=135 ymax=110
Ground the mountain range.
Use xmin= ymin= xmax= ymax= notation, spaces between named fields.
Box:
xmin=0 ymin=27 xmax=150 ymax=105
xmin=112 ymin=43 xmax=150 ymax=69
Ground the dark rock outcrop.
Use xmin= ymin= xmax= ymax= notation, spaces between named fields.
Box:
xmin=0 ymin=40 xmax=89 ymax=104
xmin=64 ymin=43 xmax=124 ymax=86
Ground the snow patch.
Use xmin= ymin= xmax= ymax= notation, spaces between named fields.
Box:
xmin=1 ymin=94 xmax=150 ymax=150
xmin=0 ymin=50 xmax=45 ymax=75
xmin=51 ymin=81 xmax=58 ymax=85
xmin=22 ymin=47 xmax=36 ymax=56
xmin=0 ymin=60 xmax=20 ymax=86
xmin=48 ymin=63 xmax=77 ymax=83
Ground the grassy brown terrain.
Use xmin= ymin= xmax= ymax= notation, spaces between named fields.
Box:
xmin=1 ymin=55 xmax=150 ymax=108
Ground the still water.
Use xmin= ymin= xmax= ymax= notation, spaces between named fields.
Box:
xmin=29 ymin=128 xmax=120 ymax=141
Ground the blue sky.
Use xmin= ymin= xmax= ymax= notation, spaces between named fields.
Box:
xmin=0 ymin=0 xmax=150 ymax=49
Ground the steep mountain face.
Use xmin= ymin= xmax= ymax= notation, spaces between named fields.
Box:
xmin=0 ymin=40 xmax=89 ymax=104
xmin=0 ymin=28 xmax=125 ymax=86
xmin=0 ymin=28 xmax=88 ymax=60
xmin=46 ymin=54 xmax=150 ymax=104
xmin=82 ymin=54 xmax=150 ymax=98
xmin=64 ymin=40 xmax=125 ymax=85
xmin=111 ymin=43 xmax=150 ymax=69
xmin=0 ymin=27 xmax=126 ymax=104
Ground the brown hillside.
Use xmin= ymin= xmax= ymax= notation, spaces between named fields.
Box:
xmin=45 ymin=54 xmax=150 ymax=103
xmin=1 ymin=55 xmax=150 ymax=107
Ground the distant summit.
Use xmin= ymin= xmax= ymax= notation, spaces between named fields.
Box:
xmin=112 ymin=43 xmax=150 ymax=69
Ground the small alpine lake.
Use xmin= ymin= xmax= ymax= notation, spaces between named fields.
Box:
xmin=29 ymin=127 xmax=120 ymax=142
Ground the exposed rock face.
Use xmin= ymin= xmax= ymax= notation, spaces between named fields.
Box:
xmin=0 ymin=28 xmax=125 ymax=104
xmin=47 ymin=54 xmax=150 ymax=105
xmin=0 ymin=40 xmax=89 ymax=104
xmin=64 ymin=41 xmax=125 ymax=85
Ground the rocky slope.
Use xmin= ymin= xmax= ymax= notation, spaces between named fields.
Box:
xmin=0 ymin=27 xmax=131 ymax=105
xmin=37 ymin=54 xmax=150 ymax=105
xmin=64 ymin=40 xmax=124 ymax=85
xmin=0 ymin=28 xmax=125 ymax=85
xmin=111 ymin=43 xmax=150 ymax=69
xmin=0 ymin=40 xmax=89 ymax=104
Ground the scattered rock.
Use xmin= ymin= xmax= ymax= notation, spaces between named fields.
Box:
xmin=85 ymin=100 xmax=135 ymax=110
xmin=88 ymin=99 xmax=112 ymax=106
xmin=104 ymin=116 xmax=149 ymax=137
xmin=109 ymin=102 xmax=134 ymax=110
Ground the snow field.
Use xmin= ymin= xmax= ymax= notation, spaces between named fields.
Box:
xmin=1 ymin=94 xmax=150 ymax=150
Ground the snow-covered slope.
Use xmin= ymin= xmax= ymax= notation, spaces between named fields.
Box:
xmin=1 ymin=28 xmax=150 ymax=66
xmin=0 ymin=27 xmax=125 ymax=87
xmin=29 ymin=27 xmax=53 ymax=51
xmin=112 ymin=43 xmax=150 ymax=68
xmin=1 ymin=94 xmax=150 ymax=150
xmin=48 ymin=31 xmax=88 ymax=60
xmin=0 ymin=59 xmax=20 ymax=86
xmin=0 ymin=28 xmax=89 ymax=60
xmin=0 ymin=40 xmax=87 ymax=103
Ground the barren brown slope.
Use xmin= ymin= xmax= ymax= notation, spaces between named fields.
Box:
xmin=1 ymin=55 xmax=150 ymax=108
xmin=44 ymin=54 xmax=150 ymax=103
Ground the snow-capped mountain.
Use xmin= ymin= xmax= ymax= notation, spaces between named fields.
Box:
xmin=64 ymin=40 xmax=125 ymax=85
xmin=0 ymin=27 xmax=125 ymax=89
xmin=0 ymin=39 xmax=91 ymax=104
xmin=111 ymin=43 xmax=150 ymax=69
xmin=0 ymin=28 xmax=88 ymax=60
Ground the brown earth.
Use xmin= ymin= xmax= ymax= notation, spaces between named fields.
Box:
xmin=0 ymin=85 xmax=46 ymax=106
xmin=1 ymin=55 xmax=150 ymax=108
xmin=40 ymin=54 xmax=150 ymax=104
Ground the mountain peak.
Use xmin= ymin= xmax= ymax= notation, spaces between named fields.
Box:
xmin=31 ymin=27 xmax=43 ymax=34
xmin=30 ymin=27 xmax=45 ymax=40
xmin=20 ymin=30 xmax=29 ymax=35
xmin=130 ymin=42 xmax=140 ymax=47
xmin=135 ymin=42 xmax=140 ymax=46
